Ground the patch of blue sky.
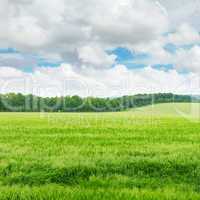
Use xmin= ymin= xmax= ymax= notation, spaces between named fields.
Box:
xmin=162 ymin=31 xmax=172 ymax=37
xmin=109 ymin=47 xmax=177 ymax=71
xmin=109 ymin=47 xmax=150 ymax=69
xmin=119 ymin=60 xmax=146 ymax=69
xmin=164 ymin=43 xmax=200 ymax=54
xmin=22 ymin=67 xmax=34 ymax=73
xmin=112 ymin=47 xmax=149 ymax=61
xmin=152 ymin=64 xmax=174 ymax=71
xmin=180 ymin=43 xmax=200 ymax=49
xmin=37 ymin=57 xmax=62 ymax=67
xmin=164 ymin=43 xmax=177 ymax=54
xmin=0 ymin=48 xmax=18 ymax=54
xmin=22 ymin=57 xmax=62 ymax=72
xmin=178 ymin=68 xmax=191 ymax=74
xmin=152 ymin=63 xmax=191 ymax=74
xmin=0 ymin=48 xmax=63 ymax=71
xmin=111 ymin=47 xmax=180 ymax=72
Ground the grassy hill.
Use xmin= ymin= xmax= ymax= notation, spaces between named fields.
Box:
xmin=131 ymin=103 xmax=200 ymax=119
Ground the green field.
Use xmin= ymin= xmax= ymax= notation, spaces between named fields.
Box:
xmin=0 ymin=103 xmax=200 ymax=199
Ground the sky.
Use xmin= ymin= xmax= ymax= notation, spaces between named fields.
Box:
xmin=0 ymin=0 xmax=200 ymax=97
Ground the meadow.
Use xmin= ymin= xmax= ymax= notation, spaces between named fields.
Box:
xmin=0 ymin=103 xmax=200 ymax=199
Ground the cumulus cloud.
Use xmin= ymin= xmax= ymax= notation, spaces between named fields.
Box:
xmin=77 ymin=45 xmax=117 ymax=69
xmin=0 ymin=52 xmax=37 ymax=69
xmin=175 ymin=46 xmax=200 ymax=73
xmin=1 ymin=0 xmax=200 ymax=96
xmin=0 ymin=64 xmax=199 ymax=97
xmin=132 ymin=36 xmax=172 ymax=64
xmin=157 ymin=0 xmax=200 ymax=30
xmin=167 ymin=24 xmax=200 ymax=45
xmin=1 ymin=0 xmax=169 ymax=61
xmin=131 ymin=22 xmax=200 ymax=71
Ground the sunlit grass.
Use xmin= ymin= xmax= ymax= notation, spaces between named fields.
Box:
xmin=0 ymin=103 xmax=200 ymax=199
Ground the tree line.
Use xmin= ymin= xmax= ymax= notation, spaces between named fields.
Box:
xmin=0 ymin=93 xmax=195 ymax=112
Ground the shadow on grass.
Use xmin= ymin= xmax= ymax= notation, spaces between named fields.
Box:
xmin=1 ymin=161 xmax=200 ymax=191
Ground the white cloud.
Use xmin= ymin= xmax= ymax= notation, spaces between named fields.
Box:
xmin=167 ymin=24 xmax=200 ymax=45
xmin=9 ymin=16 xmax=49 ymax=49
xmin=1 ymin=0 xmax=169 ymax=61
xmin=157 ymin=0 xmax=200 ymax=30
xmin=0 ymin=64 xmax=199 ymax=97
xmin=77 ymin=45 xmax=117 ymax=69
xmin=0 ymin=67 xmax=24 ymax=78
xmin=0 ymin=53 xmax=37 ymax=69
xmin=175 ymin=46 xmax=200 ymax=73
xmin=1 ymin=0 xmax=200 ymax=97
xmin=130 ymin=22 xmax=200 ymax=72
xmin=133 ymin=36 xmax=173 ymax=64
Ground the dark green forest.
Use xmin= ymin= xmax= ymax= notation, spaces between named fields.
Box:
xmin=0 ymin=93 xmax=195 ymax=112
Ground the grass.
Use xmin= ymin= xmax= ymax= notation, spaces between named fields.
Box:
xmin=131 ymin=102 xmax=200 ymax=118
xmin=0 ymin=103 xmax=200 ymax=199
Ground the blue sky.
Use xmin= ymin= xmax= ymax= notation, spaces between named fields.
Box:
xmin=0 ymin=0 xmax=200 ymax=96
xmin=0 ymin=38 xmax=198 ymax=74
xmin=0 ymin=46 xmax=175 ymax=71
